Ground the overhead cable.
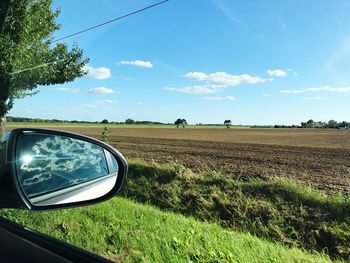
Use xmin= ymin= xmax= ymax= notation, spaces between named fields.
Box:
xmin=10 ymin=0 xmax=170 ymax=75
xmin=51 ymin=0 xmax=170 ymax=43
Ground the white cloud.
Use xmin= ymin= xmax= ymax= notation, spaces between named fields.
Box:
xmin=20 ymin=136 xmax=105 ymax=188
xmin=51 ymin=87 xmax=80 ymax=93
xmin=184 ymin=72 xmax=208 ymax=81
xmin=95 ymin=99 xmax=117 ymax=104
xmin=303 ymin=97 xmax=323 ymax=100
xmin=85 ymin=104 xmax=97 ymax=109
xmin=167 ymin=71 xmax=268 ymax=95
xmin=165 ymin=85 xmax=222 ymax=94
xmin=202 ymin=96 xmax=235 ymax=101
xmin=184 ymin=71 xmax=268 ymax=86
xmin=120 ymin=60 xmax=153 ymax=68
xmin=280 ymin=86 xmax=350 ymax=94
xmin=267 ymin=69 xmax=287 ymax=77
xmin=88 ymin=87 xmax=114 ymax=94
xmin=84 ymin=65 xmax=112 ymax=79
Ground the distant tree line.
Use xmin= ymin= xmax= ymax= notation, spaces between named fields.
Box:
xmin=7 ymin=116 xmax=349 ymax=129
xmin=6 ymin=116 xmax=170 ymax=125
xmin=274 ymin=119 xmax=350 ymax=129
xmin=124 ymin=119 xmax=167 ymax=125
xmin=7 ymin=116 xmax=70 ymax=123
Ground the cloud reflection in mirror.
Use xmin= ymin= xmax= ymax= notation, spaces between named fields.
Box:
xmin=16 ymin=134 xmax=109 ymax=198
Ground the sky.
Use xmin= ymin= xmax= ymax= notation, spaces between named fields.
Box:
xmin=9 ymin=0 xmax=350 ymax=125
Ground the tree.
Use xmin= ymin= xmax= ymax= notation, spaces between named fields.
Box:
xmin=339 ymin=121 xmax=350 ymax=129
xmin=174 ymin=118 xmax=182 ymax=128
xmin=301 ymin=119 xmax=315 ymax=128
xmin=101 ymin=119 xmax=109 ymax=124
xmin=306 ymin=119 xmax=315 ymax=128
xmin=0 ymin=1 xmax=10 ymax=34
xmin=125 ymin=119 xmax=135 ymax=124
xmin=175 ymin=118 xmax=187 ymax=128
xmin=0 ymin=0 xmax=88 ymax=136
xmin=327 ymin=119 xmax=338 ymax=129
xmin=314 ymin=121 xmax=326 ymax=128
xmin=224 ymin=120 xmax=232 ymax=128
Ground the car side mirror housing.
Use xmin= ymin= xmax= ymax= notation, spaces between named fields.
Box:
xmin=0 ymin=128 xmax=128 ymax=210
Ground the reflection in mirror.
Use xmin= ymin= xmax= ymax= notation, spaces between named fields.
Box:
xmin=15 ymin=133 xmax=119 ymax=206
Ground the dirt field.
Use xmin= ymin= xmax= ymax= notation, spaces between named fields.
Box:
xmin=8 ymin=126 xmax=350 ymax=194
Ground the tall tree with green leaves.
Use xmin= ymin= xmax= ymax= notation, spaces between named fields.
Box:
xmin=0 ymin=0 xmax=88 ymax=136
xmin=224 ymin=120 xmax=232 ymax=128
xmin=174 ymin=118 xmax=187 ymax=128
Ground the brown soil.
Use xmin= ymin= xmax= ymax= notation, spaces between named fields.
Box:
xmin=9 ymin=126 xmax=350 ymax=193
xmin=109 ymin=135 xmax=350 ymax=194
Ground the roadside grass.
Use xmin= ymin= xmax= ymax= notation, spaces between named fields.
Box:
xmin=0 ymin=197 xmax=330 ymax=262
xmin=123 ymin=160 xmax=350 ymax=261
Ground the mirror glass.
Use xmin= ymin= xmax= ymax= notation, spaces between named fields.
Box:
xmin=15 ymin=133 xmax=119 ymax=206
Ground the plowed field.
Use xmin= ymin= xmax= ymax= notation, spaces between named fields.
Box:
xmin=9 ymin=126 xmax=350 ymax=194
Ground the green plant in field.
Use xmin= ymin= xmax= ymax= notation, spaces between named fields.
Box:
xmin=102 ymin=126 xmax=110 ymax=142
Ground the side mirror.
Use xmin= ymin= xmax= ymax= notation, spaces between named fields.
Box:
xmin=0 ymin=128 xmax=128 ymax=210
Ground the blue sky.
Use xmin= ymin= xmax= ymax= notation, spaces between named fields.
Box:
xmin=9 ymin=0 xmax=350 ymax=125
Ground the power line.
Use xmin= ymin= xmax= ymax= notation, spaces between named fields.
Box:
xmin=51 ymin=0 xmax=170 ymax=43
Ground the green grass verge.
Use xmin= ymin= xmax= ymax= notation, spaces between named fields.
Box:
xmin=123 ymin=160 xmax=350 ymax=260
xmin=0 ymin=197 xmax=329 ymax=262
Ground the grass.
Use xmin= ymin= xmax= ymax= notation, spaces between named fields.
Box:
xmin=122 ymin=160 xmax=350 ymax=260
xmin=0 ymin=197 xmax=330 ymax=262
xmin=0 ymin=158 xmax=347 ymax=261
